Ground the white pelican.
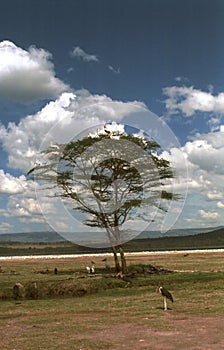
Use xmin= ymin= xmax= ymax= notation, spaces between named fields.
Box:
xmin=49 ymin=142 xmax=60 ymax=150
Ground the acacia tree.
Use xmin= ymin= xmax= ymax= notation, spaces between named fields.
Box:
xmin=28 ymin=124 xmax=178 ymax=273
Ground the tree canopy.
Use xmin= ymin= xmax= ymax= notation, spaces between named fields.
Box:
xmin=28 ymin=122 xmax=179 ymax=272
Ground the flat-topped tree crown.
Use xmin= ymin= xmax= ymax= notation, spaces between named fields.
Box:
xmin=27 ymin=123 xmax=179 ymax=272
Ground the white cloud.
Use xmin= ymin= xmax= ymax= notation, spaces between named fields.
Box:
xmin=0 ymin=40 xmax=69 ymax=103
xmin=0 ymin=90 xmax=147 ymax=172
xmin=108 ymin=65 xmax=120 ymax=74
xmin=0 ymin=209 xmax=9 ymax=217
xmin=0 ymin=170 xmax=27 ymax=194
xmin=163 ymin=86 xmax=224 ymax=116
xmin=70 ymin=46 xmax=99 ymax=62
xmin=0 ymin=222 xmax=12 ymax=233
xmin=217 ymin=201 xmax=224 ymax=208
xmin=67 ymin=67 xmax=74 ymax=73
xmin=207 ymin=191 xmax=223 ymax=200
xmin=198 ymin=209 xmax=218 ymax=219
xmin=183 ymin=143 xmax=222 ymax=175
xmin=19 ymin=217 xmax=46 ymax=224
xmin=174 ymin=76 xmax=189 ymax=83
xmin=1 ymin=81 xmax=224 ymax=231
xmin=160 ymin=128 xmax=224 ymax=228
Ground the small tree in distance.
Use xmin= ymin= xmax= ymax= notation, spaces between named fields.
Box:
xmin=28 ymin=123 xmax=179 ymax=273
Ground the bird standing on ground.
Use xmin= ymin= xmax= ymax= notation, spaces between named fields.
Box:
xmin=157 ymin=285 xmax=174 ymax=310
xmin=86 ymin=264 xmax=95 ymax=274
xmin=13 ymin=282 xmax=24 ymax=300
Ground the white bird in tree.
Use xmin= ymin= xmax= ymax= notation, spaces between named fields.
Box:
xmin=157 ymin=285 xmax=174 ymax=310
xmin=27 ymin=161 xmax=44 ymax=175
xmin=150 ymin=150 xmax=158 ymax=158
xmin=49 ymin=142 xmax=60 ymax=150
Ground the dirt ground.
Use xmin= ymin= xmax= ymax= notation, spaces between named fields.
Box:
xmin=1 ymin=312 xmax=224 ymax=350
xmin=77 ymin=313 xmax=224 ymax=350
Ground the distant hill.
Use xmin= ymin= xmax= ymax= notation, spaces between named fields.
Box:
xmin=0 ymin=226 xmax=222 ymax=244
xmin=0 ymin=231 xmax=66 ymax=243
xmin=124 ymin=227 xmax=224 ymax=251
xmin=0 ymin=227 xmax=224 ymax=251
xmin=0 ymin=226 xmax=223 ymax=244
xmin=137 ymin=226 xmax=224 ymax=239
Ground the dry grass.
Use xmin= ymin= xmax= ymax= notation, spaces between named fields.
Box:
xmin=0 ymin=251 xmax=224 ymax=349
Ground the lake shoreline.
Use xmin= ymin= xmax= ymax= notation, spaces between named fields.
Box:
xmin=1 ymin=248 xmax=224 ymax=260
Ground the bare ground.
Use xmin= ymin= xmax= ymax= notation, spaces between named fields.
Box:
xmin=76 ymin=313 xmax=224 ymax=350
xmin=1 ymin=312 xmax=224 ymax=349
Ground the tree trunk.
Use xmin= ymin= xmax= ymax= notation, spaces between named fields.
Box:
xmin=111 ymin=245 xmax=121 ymax=272
xmin=105 ymin=227 xmax=121 ymax=272
xmin=118 ymin=245 xmax=128 ymax=273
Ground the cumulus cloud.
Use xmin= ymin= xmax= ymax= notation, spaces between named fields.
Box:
xmin=0 ymin=170 xmax=27 ymax=194
xmin=70 ymin=46 xmax=99 ymax=62
xmin=0 ymin=178 xmax=58 ymax=230
xmin=184 ymin=131 xmax=224 ymax=175
xmin=164 ymin=129 xmax=224 ymax=199
xmin=160 ymin=127 xmax=224 ymax=227
xmin=1 ymin=82 xmax=224 ymax=231
xmin=198 ymin=209 xmax=218 ymax=220
xmin=0 ymin=87 xmax=149 ymax=233
xmin=207 ymin=191 xmax=223 ymax=200
xmin=217 ymin=201 xmax=224 ymax=208
xmin=0 ymin=90 xmax=147 ymax=172
xmin=163 ymin=86 xmax=224 ymax=116
xmin=0 ymin=222 xmax=12 ymax=233
xmin=0 ymin=40 xmax=69 ymax=103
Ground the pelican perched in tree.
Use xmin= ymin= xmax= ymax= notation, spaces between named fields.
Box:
xmin=150 ymin=150 xmax=158 ymax=158
xmin=49 ymin=142 xmax=60 ymax=150
xmin=27 ymin=161 xmax=44 ymax=175
xmin=157 ymin=285 xmax=174 ymax=310
xmin=87 ymin=132 xmax=97 ymax=138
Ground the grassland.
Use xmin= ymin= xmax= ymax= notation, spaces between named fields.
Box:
xmin=0 ymin=251 xmax=224 ymax=349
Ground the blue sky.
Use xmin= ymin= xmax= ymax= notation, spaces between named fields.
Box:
xmin=0 ymin=0 xmax=224 ymax=238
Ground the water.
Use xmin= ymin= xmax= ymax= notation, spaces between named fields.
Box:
xmin=0 ymin=248 xmax=224 ymax=260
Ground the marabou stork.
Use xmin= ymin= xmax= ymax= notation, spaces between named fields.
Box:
xmin=104 ymin=123 xmax=111 ymax=134
xmin=157 ymin=286 xmax=174 ymax=310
